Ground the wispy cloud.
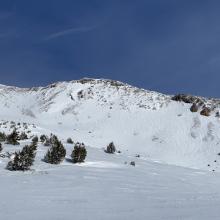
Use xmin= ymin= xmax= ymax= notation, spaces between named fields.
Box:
xmin=44 ymin=25 xmax=98 ymax=40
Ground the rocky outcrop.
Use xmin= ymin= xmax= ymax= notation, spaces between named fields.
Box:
xmin=171 ymin=94 xmax=220 ymax=117
xmin=190 ymin=103 xmax=198 ymax=112
xmin=200 ymin=107 xmax=211 ymax=116
xmin=172 ymin=94 xmax=202 ymax=104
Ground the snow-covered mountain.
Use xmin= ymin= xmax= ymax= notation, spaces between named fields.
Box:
xmin=2 ymin=78 xmax=220 ymax=220
xmin=0 ymin=78 xmax=220 ymax=171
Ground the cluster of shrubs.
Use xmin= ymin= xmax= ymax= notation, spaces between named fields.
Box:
xmin=0 ymin=129 xmax=126 ymax=171
xmin=43 ymin=136 xmax=87 ymax=164
xmin=20 ymin=132 xmax=28 ymax=140
xmin=0 ymin=129 xmax=29 ymax=145
xmin=6 ymin=129 xmax=20 ymax=145
xmin=4 ymin=133 xmax=89 ymax=171
xmin=40 ymin=134 xmax=63 ymax=146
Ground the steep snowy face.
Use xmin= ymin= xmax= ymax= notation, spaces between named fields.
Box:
xmin=0 ymin=78 xmax=220 ymax=170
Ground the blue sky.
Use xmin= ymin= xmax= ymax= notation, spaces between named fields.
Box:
xmin=0 ymin=0 xmax=220 ymax=97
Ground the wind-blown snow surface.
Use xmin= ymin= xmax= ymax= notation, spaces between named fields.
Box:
xmin=1 ymin=142 xmax=220 ymax=220
xmin=1 ymin=78 xmax=220 ymax=219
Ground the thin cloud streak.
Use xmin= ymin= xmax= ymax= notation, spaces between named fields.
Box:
xmin=44 ymin=25 xmax=98 ymax=40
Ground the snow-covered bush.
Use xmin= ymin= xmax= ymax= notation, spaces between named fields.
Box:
xmin=40 ymin=134 xmax=51 ymax=146
xmin=44 ymin=137 xmax=66 ymax=164
xmin=130 ymin=161 xmax=135 ymax=166
xmin=71 ymin=142 xmax=87 ymax=163
xmin=49 ymin=134 xmax=59 ymax=145
xmin=32 ymin=136 xmax=38 ymax=143
xmin=67 ymin=137 xmax=73 ymax=144
xmin=6 ymin=129 xmax=20 ymax=145
xmin=44 ymin=138 xmax=51 ymax=146
xmin=19 ymin=132 xmax=28 ymax=140
xmin=6 ymin=142 xmax=37 ymax=171
xmin=105 ymin=142 xmax=116 ymax=154
xmin=40 ymin=134 xmax=47 ymax=142
xmin=0 ymin=132 xmax=6 ymax=142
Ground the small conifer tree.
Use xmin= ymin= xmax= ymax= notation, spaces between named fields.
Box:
xmin=6 ymin=129 xmax=20 ymax=145
xmin=6 ymin=142 xmax=37 ymax=171
xmin=44 ymin=137 xmax=66 ymax=164
xmin=44 ymin=138 xmax=51 ymax=146
xmin=40 ymin=134 xmax=47 ymax=142
xmin=67 ymin=137 xmax=73 ymax=144
xmin=105 ymin=142 xmax=116 ymax=154
xmin=49 ymin=134 xmax=59 ymax=145
xmin=71 ymin=142 xmax=87 ymax=163
xmin=19 ymin=132 xmax=28 ymax=140
xmin=0 ymin=132 xmax=6 ymax=142
xmin=32 ymin=136 xmax=38 ymax=143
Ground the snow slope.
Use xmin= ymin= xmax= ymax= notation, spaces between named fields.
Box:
xmin=0 ymin=79 xmax=220 ymax=170
xmin=0 ymin=78 xmax=220 ymax=170
xmin=1 ymin=78 xmax=220 ymax=220
xmin=1 ymin=141 xmax=220 ymax=220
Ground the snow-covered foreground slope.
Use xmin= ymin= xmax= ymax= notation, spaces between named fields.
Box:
xmin=0 ymin=78 xmax=220 ymax=170
xmin=1 ymin=141 xmax=220 ymax=220
xmin=1 ymin=78 xmax=220 ymax=219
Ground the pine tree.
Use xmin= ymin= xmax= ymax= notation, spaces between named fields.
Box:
xmin=49 ymin=134 xmax=59 ymax=145
xmin=71 ymin=142 xmax=87 ymax=163
xmin=67 ymin=137 xmax=73 ymax=144
xmin=44 ymin=137 xmax=66 ymax=164
xmin=0 ymin=143 xmax=2 ymax=152
xmin=39 ymin=134 xmax=50 ymax=146
xmin=40 ymin=134 xmax=47 ymax=143
xmin=6 ymin=142 xmax=37 ymax=171
xmin=105 ymin=142 xmax=116 ymax=154
xmin=6 ymin=129 xmax=20 ymax=145
xmin=44 ymin=138 xmax=51 ymax=146
xmin=19 ymin=132 xmax=28 ymax=140
xmin=0 ymin=132 xmax=6 ymax=142
xmin=32 ymin=136 xmax=38 ymax=143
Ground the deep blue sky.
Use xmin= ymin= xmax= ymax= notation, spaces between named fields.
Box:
xmin=0 ymin=0 xmax=220 ymax=97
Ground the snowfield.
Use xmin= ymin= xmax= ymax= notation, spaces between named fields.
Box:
xmin=0 ymin=78 xmax=220 ymax=219
xmin=1 ymin=142 xmax=220 ymax=220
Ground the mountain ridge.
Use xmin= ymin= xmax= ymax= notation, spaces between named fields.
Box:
xmin=0 ymin=78 xmax=220 ymax=171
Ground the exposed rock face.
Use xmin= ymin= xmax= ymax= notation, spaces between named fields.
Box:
xmin=172 ymin=93 xmax=220 ymax=116
xmin=172 ymin=94 xmax=201 ymax=104
xmin=190 ymin=103 xmax=199 ymax=112
xmin=200 ymin=107 xmax=211 ymax=116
